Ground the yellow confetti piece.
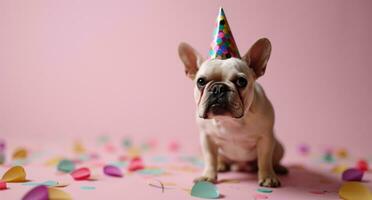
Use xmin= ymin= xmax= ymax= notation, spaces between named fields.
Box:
xmin=337 ymin=148 xmax=348 ymax=158
xmin=12 ymin=148 xmax=28 ymax=160
xmin=44 ymin=156 xmax=63 ymax=166
xmin=48 ymin=187 xmax=72 ymax=200
xmin=339 ymin=182 xmax=372 ymax=200
xmin=331 ymin=165 xmax=348 ymax=174
xmin=127 ymin=147 xmax=142 ymax=157
xmin=73 ymin=141 xmax=85 ymax=154
xmin=1 ymin=166 xmax=27 ymax=182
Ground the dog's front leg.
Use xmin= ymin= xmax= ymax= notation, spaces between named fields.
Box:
xmin=194 ymin=133 xmax=218 ymax=183
xmin=257 ymin=134 xmax=281 ymax=187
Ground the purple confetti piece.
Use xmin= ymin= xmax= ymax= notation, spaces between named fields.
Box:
xmin=342 ymin=168 xmax=364 ymax=181
xmin=103 ymin=165 xmax=123 ymax=177
xmin=22 ymin=185 xmax=48 ymax=200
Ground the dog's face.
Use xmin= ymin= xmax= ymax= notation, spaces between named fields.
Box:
xmin=178 ymin=38 xmax=272 ymax=119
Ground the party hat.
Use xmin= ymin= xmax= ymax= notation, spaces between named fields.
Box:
xmin=209 ymin=7 xmax=241 ymax=59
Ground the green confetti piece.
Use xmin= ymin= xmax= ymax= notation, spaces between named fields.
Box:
xmin=57 ymin=159 xmax=75 ymax=173
xmin=257 ymin=188 xmax=273 ymax=193
xmin=191 ymin=181 xmax=219 ymax=199
xmin=80 ymin=186 xmax=96 ymax=190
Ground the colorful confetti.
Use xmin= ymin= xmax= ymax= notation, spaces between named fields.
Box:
xmin=1 ymin=166 xmax=27 ymax=182
xmin=191 ymin=181 xmax=220 ymax=199
xmin=70 ymin=167 xmax=91 ymax=181
xmin=103 ymin=165 xmax=123 ymax=177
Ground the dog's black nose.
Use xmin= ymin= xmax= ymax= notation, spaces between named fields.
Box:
xmin=210 ymin=83 xmax=229 ymax=97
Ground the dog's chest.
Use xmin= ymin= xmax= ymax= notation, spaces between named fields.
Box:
xmin=206 ymin=119 xmax=259 ymax=161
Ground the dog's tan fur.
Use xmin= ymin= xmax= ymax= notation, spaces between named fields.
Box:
xmin=178 ymin=38 xmax=287 ymax=187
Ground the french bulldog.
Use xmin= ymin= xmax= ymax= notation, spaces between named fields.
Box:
xmin=178 ymin=38 xmax=288 ymax=187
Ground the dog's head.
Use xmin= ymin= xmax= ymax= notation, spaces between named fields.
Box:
xmin=178 ymin=38 xmax=271 ymax=119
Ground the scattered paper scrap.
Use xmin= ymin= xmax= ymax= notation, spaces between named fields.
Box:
xmin=298 ymin=144 xmax=310 ymax=155
xmin=339 ymin=182 xmax=372 ymax=200
xmin=331 ymin=165 xmax=347 ymax=174
xmin=137 ymin=168 xmax=165 ymax=176
xmin=71 ymin=167 xmax=91 ymax=180
xmin=0 ymin=180 xmax=7 ymax=190
xmin=103 ymin=165 xmax=123 ymax=177
xmin=12 ymin=147 xmax=28 ymax=160
xmin=22 ymin=185 xmax=49 ymax=200
xmin=128 ymin=157 xmax=144 ymax=172
xmin=80 ymin=186 xmax=96 ymax=190
xmin=336 ymin=148 xmax=348 ymax=158
xmin=357 ymin=160 xmax=369 ymax=172
xmin=191 ymin=181 xmax=220 ymax=199
xmin=57 ymin=159 xmax=75 ymax=173
xmin=253 ymin=193 xmax=268 ymax=199
xmin=257 ymin=188 xmax=273 ymax=193
xmin=48 ymin=187 xmax=72 ymax=200
xmin=342 ymin=168 xmax=364 ymax=181
xmin=1 ymin=165 xmax=27 ymax=182
xmin=168 ymin=141 xmax=180 ymax=152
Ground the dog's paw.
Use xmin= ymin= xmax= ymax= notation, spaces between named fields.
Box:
xmin=193 ymin=176 xmax=217 ymax=183
xmin=259 ymin=175 xmax=281 ymax=188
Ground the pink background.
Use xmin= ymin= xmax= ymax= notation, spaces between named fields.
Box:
xmin=1 ymin=0 xmax=372 ymax=156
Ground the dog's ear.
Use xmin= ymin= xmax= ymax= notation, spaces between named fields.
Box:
xmin=178 ymin=42 xmax=204 ymax=80
xmin=242 ymin=38 xmax=271 ymax=79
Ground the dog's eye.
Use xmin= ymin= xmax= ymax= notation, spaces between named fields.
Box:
xmin=236 ymin=77 xmax=247 ymax=88
xmin=197 ymin=77 xmax=207 ymax=87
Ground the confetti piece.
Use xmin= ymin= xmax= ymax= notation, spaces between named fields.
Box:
xmin=1 ymin=165 xmax=27 ymax=182
xmin=137 ymin=168 xmax=165 ymax=176
xmin=73 ymin=141 xmax=85 ymax=154
xmin=331 ymin=165 xmax=347 ymax=174
xmin=12 ymin=147 xmax=28 ymax=160
xmin=22 ymin=185 xmax=49 ymax=200
xmin=298 ymin=144 xmax=310 ymax=155
xmin=342 ymin=168 xmax=364 ymax=181
xmin=0 ymin=139 xmax=5 ymax=152
xmin=0 ymin=180 xmax=7 ymax=190
xmin=323 ymin=153 xmax=334 ymax=163
xmin=57 ymin=159 xmax=75 ymax=173
xmin=80 ymin=186 xmax=96 ymax=190
xmin=357 ymin=160 xmax=369 ymax=172
xmin=337 ymin=148 xmax=348 ymax=158
xmin=0 ymin=153 xmax=5 ymax=164
xmin=191 ymin=181 xmax=220 ymax=199
xmin=48 ymin=187 xmax=72 ymax=200
xmin=44 ymin=156 xmax=63 ymax=166
xmin=128 ymin=157 xmax=144 ymax=172
xmin=339 ymin=182 xmax=372 ymax=200
xmin=253 ymin=193 xmax=268 ymax=199
xmin=122 ymin=138 xmax=132 ymax=149
xmin=168 ymin=141 xmax=180 ymax=152
xmin=103 ymin=165 xmax=123 ymax=177
xmin=70 ymin=167 xmax=91 ymax=180
xmin=257 ymin=188 xmax=273 ymax=193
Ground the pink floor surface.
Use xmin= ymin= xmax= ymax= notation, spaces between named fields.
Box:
xmin=1 ymin=137 xmax=371 ymax=200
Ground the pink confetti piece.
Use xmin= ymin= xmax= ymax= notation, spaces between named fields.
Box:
xmin=253 ymin=193 xmax=268 ymax=199
xmin=168 ymin=141 xmax=180 ymax=152
xmin=103 ymin=165 xmax=123 ymax=177
xmin=0 ymin=180 xmax=7 ymax=190
xmin=70 ymin=167 xmax=91 ymax=181
xmin=342 ymin=168 xmax=364 ymax=181
xmin=128 ymin=157 xmax=144 ymax=172
xmin=22 ymin=185 xmax=48 ymax=200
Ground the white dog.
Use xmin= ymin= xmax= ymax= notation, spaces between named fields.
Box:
xmin=178 ymin=38 xmax=287 ymax=187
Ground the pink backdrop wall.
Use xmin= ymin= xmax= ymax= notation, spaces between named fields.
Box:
xmin=1 ymin=0 xmax=371 ymax=156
